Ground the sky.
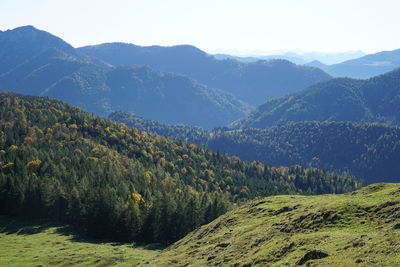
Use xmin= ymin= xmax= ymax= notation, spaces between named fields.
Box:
xmin=1 ymin=0 xmax=400 ymax=56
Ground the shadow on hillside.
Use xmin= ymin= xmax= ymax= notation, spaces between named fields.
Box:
xmin=0 ymin=215 xmax=108 ymax=245
xmin=0 ymin=215 xmax=54 ymax=235
xmin=55 ymin=226 xmax=166 ymax=249
xmin=0 ymin=215 xmax=165 ymax=250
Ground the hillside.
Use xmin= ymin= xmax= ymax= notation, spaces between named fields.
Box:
xmin=307 ymin=48 xmax=400 ymax=79
xmin=0 ymin=92 xmax=361 ymax=244
xmin=78 ymin=43 xmax=332 ymax=106
xmin=109 ymin=110 xmax=210 ymax=145
xmin=232 ymin=68 xmax=400 ymax=129
xmin=2 ymin=184 xmax=399 ymax=266
xmin=110 ymin=112 xmax=400 ymax=183
xmin=0 ymin=26 xmax=249 ymax=129
xmin=149 ymin=183 xmax=400 ymax=266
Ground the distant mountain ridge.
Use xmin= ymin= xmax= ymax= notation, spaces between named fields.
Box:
xmin=232 ymin=67 xmax=400 ymax=129
xmin=214 ymin=50 xmax=365 ymax=65
xmin=0 ymin=26 xmax=249 ymax=128
xmin=79 ymin=42 xmax=332 ymax=106
xmin=307 ymin=48 xmax=400 ymax=78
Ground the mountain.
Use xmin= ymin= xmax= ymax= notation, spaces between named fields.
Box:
xmin=213 ymin=53 xmax=307 ymax=64
xmin=110 ymin=112 xmax=400 ymax=183
xmin=296 ymin=50 xmax=366 ymax=65
xmin=149 ymin=183 xmax=400 ymax=266
xmin=0 ymin=92 xmax=360 ymax=244
xmin=0 ymin=25 xmax=83 ymax=74
xmin=214 ymin=50 xmax=366 ymax=65
xmin=232 ymin=68 xmax=400 ymax=129
xmin=0 ymin=26 xmax=249 ymax=129
xmin=309 ymin=49 xmax=400 ymax=79
xmin=306 ymin=60 xmax=328 ymax=70
xmin=78 ymin=43 xmax=332 ymax=106
xmin=104 ymin=65 xmax=250 ymax=128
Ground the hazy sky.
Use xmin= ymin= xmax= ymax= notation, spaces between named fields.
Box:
xmin=1 ymin=0 xmax=400 ymax=55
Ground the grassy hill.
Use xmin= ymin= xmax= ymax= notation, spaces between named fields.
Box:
xmin=2 ymin=183 xmax=399 ymax=266
xmin=149 ymin=183 xmax=400 ymax=266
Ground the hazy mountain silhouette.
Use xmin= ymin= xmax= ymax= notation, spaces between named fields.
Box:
xmin=307 ymin=49 xmax=400 ymax=78
xmin=79 ymin=43 xmax=332 ymax=106
xmin=0 ymin=26 xmax=249 ymax=128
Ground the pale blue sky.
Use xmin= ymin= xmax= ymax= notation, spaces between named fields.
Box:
xmin=1 ymin=0 xmax=400 ymax=55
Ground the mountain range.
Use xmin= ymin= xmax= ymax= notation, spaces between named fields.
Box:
xmin=0 ymin=26 xmax=251 ymax=128
xmin=307 ymin=49 xmax=400 ymax=79
xmin=78 ymin=43 xmax=332 ymax=106
xmin=214 ymin=50 xmax=366 ymax=65
xmin=0 ymin=26 xmax=335 ymax=128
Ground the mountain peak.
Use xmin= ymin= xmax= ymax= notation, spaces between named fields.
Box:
xmin=10 ymin=25 xmax=38 ymax=31
xmin=0 ymin=25 xmax=79 ymax=72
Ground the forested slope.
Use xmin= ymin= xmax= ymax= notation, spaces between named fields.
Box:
xmin=111 ymin=112 xmax=400 ymax=183
xmin=0 ymin=92 xmax=360 ymax=244
xmin=232 ymin=68 xmax=400 ymax=129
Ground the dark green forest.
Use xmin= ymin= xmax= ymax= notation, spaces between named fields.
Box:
xmin=111 ymin=111 xmax=400 ymax=183
xmin=0 ymin=92 xmax=361 ymax=244
xmin=207 ymin=122 xmax=400 ymax=183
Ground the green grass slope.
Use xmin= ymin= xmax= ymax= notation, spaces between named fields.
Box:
xmin=0 ymin=216 xmax=159 ymax=267
xmin=149 ymin=183 xmax=400 ymax=266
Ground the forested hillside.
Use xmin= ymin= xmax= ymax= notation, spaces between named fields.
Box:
xmin=232 ymin=68 xmax=400 ymax=129
xmin=207 ymin=122 xmax=400 ymax=183
xmin=78 ymin=43 xmax=332 ymax=106
xmin=109 ymin=110 xmax=210 ymax=145
xmin=0 ymin=26 xmax=249 ymax=129
xmin=111 ymin=112 xmax=400 ymax=183
xmin=0 ymin=92 xmax=361 ymax=244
